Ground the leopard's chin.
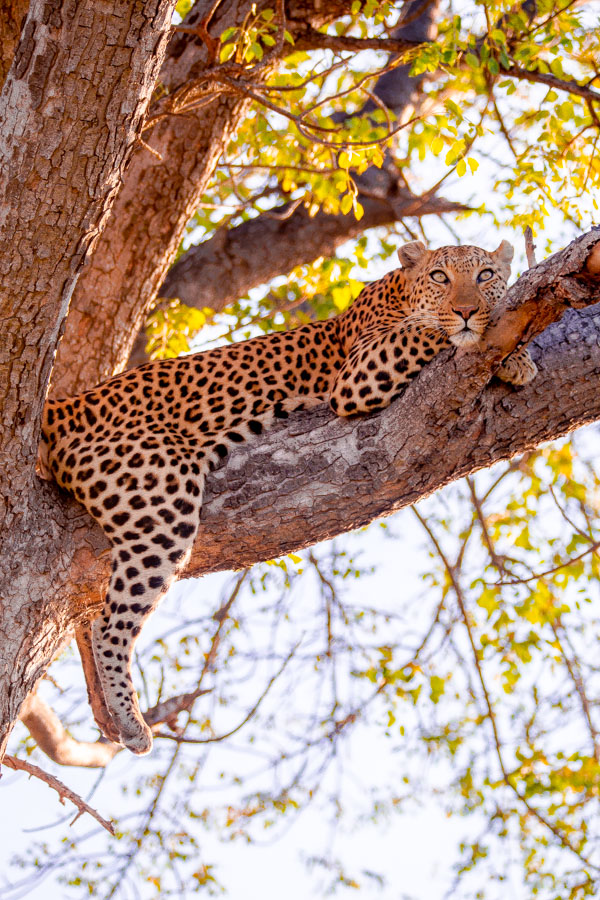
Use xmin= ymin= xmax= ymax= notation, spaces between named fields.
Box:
xmin=449 ymin=330 xmax=482 ymax=348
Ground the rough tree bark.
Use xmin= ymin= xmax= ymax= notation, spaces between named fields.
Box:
xmin=0 ymin=0 xmax=29 ymax=88
xmin=0 ymin=0 xmax=178 ymax=760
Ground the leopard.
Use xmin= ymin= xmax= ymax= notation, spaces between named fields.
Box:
xmin=39 ymin=240 xmax=536 ymax=755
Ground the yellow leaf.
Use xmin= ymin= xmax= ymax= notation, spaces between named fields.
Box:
xmin=340 ymin=193 xmax=353 ymax=215
xmin=431 ymin=136 xmax=444 ymax=156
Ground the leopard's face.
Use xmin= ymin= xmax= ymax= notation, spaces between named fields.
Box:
xmin=397 ymin=241 xmax=514 ymax=348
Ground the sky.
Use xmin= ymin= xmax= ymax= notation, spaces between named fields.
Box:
xmin=0 ymin=522 xmax=488 ymax=900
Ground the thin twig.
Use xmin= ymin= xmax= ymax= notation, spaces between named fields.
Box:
xmin=492 ymin=540 xmax=600 ymax=587
xmin=549 ymin=618 xmax=599 ymax=761
xmin=2 ymin=755 xmax=115 ymax=835
xmin=154 ymin=639 xmax=299 ymax=744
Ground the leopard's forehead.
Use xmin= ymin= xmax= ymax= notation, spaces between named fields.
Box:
xmin=426 ymin=245 xmax=495 ymax=270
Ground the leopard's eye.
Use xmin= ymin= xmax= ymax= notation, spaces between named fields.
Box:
xmin=430 ymin=270 xmax=449 ymax=284
xmin=477 ymin=268 xmax=494 ymax=283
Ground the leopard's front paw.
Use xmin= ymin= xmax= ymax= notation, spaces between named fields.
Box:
xmin=496 ymin=348 xmax=537 ymax=386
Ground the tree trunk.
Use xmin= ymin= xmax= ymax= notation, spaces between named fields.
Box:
xmin=0 ymin=0 xmax=177 ymax=760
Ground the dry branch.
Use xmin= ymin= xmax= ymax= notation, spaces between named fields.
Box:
xmin=524 ymin=225 xmax=537 ymax=268
xmin=2 ymin=754 xmax=115 ymax=834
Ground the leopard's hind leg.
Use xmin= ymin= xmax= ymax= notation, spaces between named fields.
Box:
xmin=91 ymin=467 xmax=203 ymax=754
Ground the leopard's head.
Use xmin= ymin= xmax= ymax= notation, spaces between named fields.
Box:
xmin=397 ymin=241 xmax=514 ymax=347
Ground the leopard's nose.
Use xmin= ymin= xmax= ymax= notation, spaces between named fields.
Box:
xmin=452 ymin=306 xmax=477 ymax=322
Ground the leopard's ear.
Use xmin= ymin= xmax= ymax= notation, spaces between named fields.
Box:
xmin=491 ymin=240 xmax=514 ymax=275
xmin=397 ymin=241 xmax=428 ymax=269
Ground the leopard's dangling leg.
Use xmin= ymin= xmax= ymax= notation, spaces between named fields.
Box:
xmin=91 ymin=474 xmax=203 ymax=755
xmin=76 ymin=621 xmax=122 ymax=745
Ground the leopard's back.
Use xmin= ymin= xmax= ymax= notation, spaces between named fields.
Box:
xmin=42 ymin=241 xmax=535 ymax=754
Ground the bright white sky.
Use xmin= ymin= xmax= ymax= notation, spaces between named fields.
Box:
xmin=1 ymin=521 xmax=488 ymax=900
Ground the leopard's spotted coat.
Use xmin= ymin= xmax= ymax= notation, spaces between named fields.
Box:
xmin=40 ymin=241 xmax=536 ymax=754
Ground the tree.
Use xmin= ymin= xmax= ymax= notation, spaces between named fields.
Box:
xmin=1 ymin=0 xmax=600 ymax=897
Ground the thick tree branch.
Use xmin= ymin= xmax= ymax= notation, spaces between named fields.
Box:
xmin=293 ymin=29 xmax=423 ymax=55
xmin=49 ymin=0 xmax=361 ymax=398
xmin=155 ymin=190 xmax=464 ymax=308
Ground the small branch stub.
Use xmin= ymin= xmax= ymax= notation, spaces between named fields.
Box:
xmin=524 ymin=225 xmax=537 ymax=268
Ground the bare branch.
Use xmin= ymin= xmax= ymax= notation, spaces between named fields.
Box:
xmin=293 ymin=29 xmax=423 ymax=56
xmin=2 ymin=754 xmax=116 ymax=835
xmin=20 ymin=693 xmax=119 ymax=768
xmin=154 ymin=640 xmax=298 ymax=744
xmin=20 ymin=688 xmax=212 ymax=769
